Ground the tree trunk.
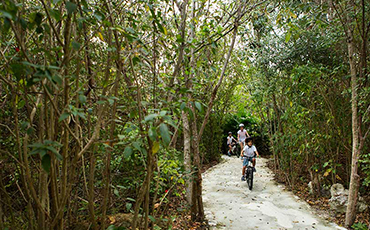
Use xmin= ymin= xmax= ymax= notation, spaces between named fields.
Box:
xmin=182 ymin=111 xmax=193 ymax=203
xmin=144 ymin=145 xmax=154 ymax=230
xmin=87 ymin=148 xmax=98 ymax=230
xmin=190 ymin=1 xmax=242 ymax=221
xmin=101 ymin=48 xmax=118 ymax=230
xmin=190 ymin=118 xmax=204 ymax=221
xmin=0 ymin=199 xmax=3 ymax=230
xmin=180 ymin=0 xmax=196 ymax=206
xmin=0 ymin=171 xmax=6 ymax=230
xmin=344 ymin=26 xmax=361 ymax=228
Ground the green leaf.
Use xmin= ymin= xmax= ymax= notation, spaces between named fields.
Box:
xmin=52 ymin=74 xmax=62 ymax=85
xmin=93 ymin=12 xmax=102 ymax=21
xmin=0 ymin=10 xmax=13 ymax=19
xmin=20 ymin=18 xmax=28 ymax=29
xmin=126 ymin=203 xmax=132 ymax=212
xmin=124 ymin=146 xmax=133 ymax=160
xmin=180 ymin=102 xmax=186 ymax=110
xmin=132 ymin=142 xmax=141 ymax=151
xmin=45 ymin=145 xmax=58 ymax=155
xmin=195 ymin=101 xmax=202 ymax=113
xmin=66 ymin=2 xmax=77 ymax=15
xmin=148 ymin=127 xmax=157 ymax=141
xmin=106 ymin=226 xmax=116 ymax=230
xmin=41 ymin=154 xmax=51 ymax=173
xmin=49 ymin=9 xmax=61 ymax=21
xmin=148 ymin=215 xmax=156 ymax=222
xmin=27 ymin=127 xmax=34 ymax=135
xmin=30 ymin=148 xmax=46 ymax=157
xmin=21 ymin=121 xmax=30 ymax=130
xmin=159 ymin=123 xmax=171 ymax=146
xmin=176 ymin=34 xmax=184 ymax=43
xmin=285 ymin=31 xmax=291 ymax=43
xmin=163 ymin=116 xmax=176 ymax=128
xmin=59 ymin=113 xmax=70 ymax=122
xmin=72 ymin=40 xmax=81 ymax=50
xmin=18 ymin=100 xmax=26 ymax=109
xmin=132 ymin=56 xmax=140 ymax=65
xmin=46 ymin=146 xmax=62 ymax=161
xmin=144 ymin=114 xmax=158 ymax=122
xmin=77 ymin=112 xmax=86 ymax=120
xmin=29 ymin=143 xmax=45 ymax=148
xmin=22 ymin=61 xmax=39 ymax=68
xmin=157 ymin=23 xmax=165 ymax=34
xmin=78 ymin=94 xmax=86 ymax=104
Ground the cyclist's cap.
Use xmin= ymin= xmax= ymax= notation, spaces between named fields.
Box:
xmin=239 ymin=124 xmax=244 ymax=127
xmin=228 ymin=132 xmax=232 ymax=134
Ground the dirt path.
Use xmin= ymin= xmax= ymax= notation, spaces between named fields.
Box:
xmin=202 ymin=156 xmax=346 ymax=230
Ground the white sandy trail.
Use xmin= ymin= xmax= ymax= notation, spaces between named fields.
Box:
xmin=202 ymin=156 xmax=346 ymax=230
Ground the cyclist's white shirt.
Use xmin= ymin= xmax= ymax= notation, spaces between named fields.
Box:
xmin=243 ymin=145 xmax=257 ymax=157
xmin=227 ymin=136 xmax=233 ymax=145
xmin=237 ymin=129 xmax=247 ymax=141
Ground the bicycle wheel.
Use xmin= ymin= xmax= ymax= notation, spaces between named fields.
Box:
xmin=245 ymin=168 xmax=249 ymax=185
xmin=247 ymin=167 xmax=253 ymax=190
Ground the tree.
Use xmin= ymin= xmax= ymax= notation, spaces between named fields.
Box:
xmin=330 ymin=0 xmax=370 ymax=226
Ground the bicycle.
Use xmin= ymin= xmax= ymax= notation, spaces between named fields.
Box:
xmin=243 ymin=157 xmax=254 ymax=190
xmin=228 ymin=142 xmax=238 ymax=156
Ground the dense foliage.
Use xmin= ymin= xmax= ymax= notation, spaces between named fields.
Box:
xmin=0 ymin=0 xmax=265 ymax=229
xmin=240 ymin=0 xmax=370 ymax=227
xmin=0 ymin=0 xmax=369 ymax=229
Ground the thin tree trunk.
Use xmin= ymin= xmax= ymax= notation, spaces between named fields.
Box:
xmin=190 ymin=115 xmax=204 ymax=221
xmin=101 ymin=22 xmax=116 ymax=230
xmin=0 ymin=197 xmax=3 ymax=230
xmin=144 ymin=145 xmax=153 ymax=230
xmin=38 ymin=94 xmax=48 ymax=230
xmin=189 ymin=1 xmax=242 ymax=221
xmin=131 ymin=179 xmax=147 ymax=229
xmin=182 ymin=111 xmax=193 ymax=203
xmin=345 ymin=25 xmax=361 ymax=228
xmin=87 ymin=148 xmax=98 ymax=230
xmin=167 ymin=0 xmax=190 ymax=97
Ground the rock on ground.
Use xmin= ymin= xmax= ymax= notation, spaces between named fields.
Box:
xmin=202 ymin=156 xmax=346 ymax=230
xmin=329 ymin=183 xmax=368 ymax=213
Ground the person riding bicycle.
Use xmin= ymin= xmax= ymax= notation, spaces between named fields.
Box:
xmin=241 ymin=137 xmax=259 ymax=181
xmin=227 ymin=132 xmax=237 ymax=156
xmin=237 ymin=124 xmax=250 ymax=150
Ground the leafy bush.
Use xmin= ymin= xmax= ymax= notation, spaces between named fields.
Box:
xmin=360 ymin=152 xmax=370 ymax=187
xmin=352 ymin=222 xmax=368 ymax=230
